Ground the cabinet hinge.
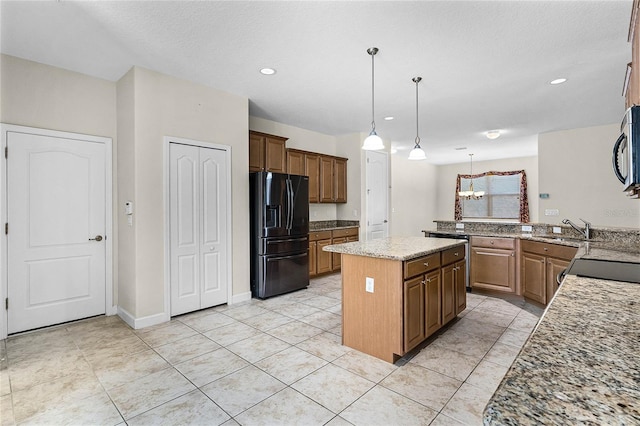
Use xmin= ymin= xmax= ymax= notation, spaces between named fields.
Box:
xmin=5 ymin=298 xmax=7 ymax=310
xmin=4 ymin=147 xmax=7 ymax=159
xmin=4 ymin=223 xmax=7 ymax=235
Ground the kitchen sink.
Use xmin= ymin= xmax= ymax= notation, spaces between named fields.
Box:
xmin=566 ymin=258 xmax=640 ymax=283
xmin=536 ymin=235 xmax=586 ymax=243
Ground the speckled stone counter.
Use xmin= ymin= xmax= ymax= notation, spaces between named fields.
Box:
xmin=323 ymin=236 xmax=465 ymax=261
xmin=483 ymin=275 xmax=640 ymax=425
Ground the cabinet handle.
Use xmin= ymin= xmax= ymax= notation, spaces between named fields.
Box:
xmin=423 ymin=262 xmax=429 ymax=266
xmin=540 ymin=259 xmax=545 ymax=263
xmin=543 ymin=247 xmax=548 ymax=251
xmin=511 ymin=252 xmax=515 ymax=257
xmin=421 ymin=280 xmax=426 ymax=284
xmin=454 ymin=252 xmax=459 ymax=256
xmin=490 ymin=241 xmax=494 ymax=244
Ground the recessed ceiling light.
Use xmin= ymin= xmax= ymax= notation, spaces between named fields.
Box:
xmin=486 ymin=130 xmax=501 ymax=140
xmin=384 ymin=116 xmax=394 ymax=121
xmin=550 ymin=78 xmax=567 ymax=85
xmin=260 ymin=68 xmax=276 ymax=75
xmin=455 ymin=147 xmax=468 ymax=150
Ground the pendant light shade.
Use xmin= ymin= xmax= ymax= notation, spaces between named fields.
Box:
xmin=408 ymin=76 xmax=426 ymax=160
xmin=458 ymin=154 xmax=485 ymax=199
xmin=362 ymin=47 xmax=384 ymax=151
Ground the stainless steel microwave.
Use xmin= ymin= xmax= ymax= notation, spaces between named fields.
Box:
xmin=613 ymin=106 xmax=640 ymax=193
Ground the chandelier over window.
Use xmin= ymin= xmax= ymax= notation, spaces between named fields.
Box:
xmin=458 ymin=154 xmax=485 ymax=199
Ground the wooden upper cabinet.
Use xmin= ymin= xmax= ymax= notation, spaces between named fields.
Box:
xmin=248 ymin=131 xmax=287 ymax=173
xmin=319 ymin=156 xmax=334 ymax=202
xmin=286 ymin=149 xmax=305 ymax=175
xmin=249 ymin=132 xmax=265 ymax=172
xmin=334 ymin=158 xmax=347 ymax=203
xmin=305 ymin=153 xmax=320 ymax=203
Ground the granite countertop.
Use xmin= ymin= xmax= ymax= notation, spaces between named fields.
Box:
xmin=484 ymin=274 xmax=640 ymax=424
xmin=323 ymin=236 xmax=466 ymax=261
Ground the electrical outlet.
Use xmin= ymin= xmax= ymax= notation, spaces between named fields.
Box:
xmin=455 ymin=223 xmax=465 ymax=230
xmin=553 ymin=226 xmax=562 ymax=234
xmin=545 ymin=209 xmax=559 ymax=216
xmin=365 ymin=277 xmax=374 ymax=293
xmin=521 ymin=225 xmax=533 ymax=232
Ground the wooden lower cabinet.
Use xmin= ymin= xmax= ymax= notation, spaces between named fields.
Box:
xmin=308 ymin=241 xmax=317 ymax=276
xmin=316 ymin=239 xmax=333 ymax=274
xmin=470 ymin=237 xmax=516 ymax=293
xmin=403 ymin=276 xmax=426 ymax=352
xmin=425 ymin=270 xmax=443 ymax=336
xmin=521 ymin=240 xmax=577 ymax=305
xmin=441 ymin=264 xmax=456 ymax=324
xmin=309 ymin=227 xmax=358 ymax=277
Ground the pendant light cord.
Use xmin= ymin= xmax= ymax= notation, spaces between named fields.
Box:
xmin=413 ymin=77 xmax=422 ymax=148
xmin=371 ymin=51 xmax=376 ymax=131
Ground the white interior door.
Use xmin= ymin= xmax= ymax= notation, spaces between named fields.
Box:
xmin=366 ymin=150 xmax=389 ymax=240
xmin=7 ymin=131 xmax=107 ymax=334
xmin=170 ymin=143 xmax=228 ymax=316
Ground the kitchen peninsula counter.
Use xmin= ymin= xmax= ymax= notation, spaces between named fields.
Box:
xmin=483 ymin=274 xmax=640 ymax=424
xmin=324 ymin=237 xmax=467 ymax=363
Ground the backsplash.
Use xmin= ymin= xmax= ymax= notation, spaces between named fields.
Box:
xmin=309 ymin=220 xmax=359 ymax=231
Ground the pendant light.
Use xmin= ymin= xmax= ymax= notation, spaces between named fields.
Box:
xmin=458 ymin=154 xmax=485 ymax=199
xmin=362 ymin=47 xmax=384 ymax=150
xmin=408 ymin=77 xmax=426 ymax=160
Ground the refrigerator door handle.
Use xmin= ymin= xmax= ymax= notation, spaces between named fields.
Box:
xmin=286 ymin=178 xmax=293 ymax=231
xmin=289 ymin=178 xmax=295 ymax=230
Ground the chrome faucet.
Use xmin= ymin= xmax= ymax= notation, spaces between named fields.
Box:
xmin=561 ymin=218 xmax=591 ymax=240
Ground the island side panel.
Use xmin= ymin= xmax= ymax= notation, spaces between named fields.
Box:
xmin=341 ymin=254 xmax=404 ymax=363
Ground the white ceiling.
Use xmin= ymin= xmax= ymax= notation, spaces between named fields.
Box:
xmin=0 ymin=0 xmax=632 ymax=164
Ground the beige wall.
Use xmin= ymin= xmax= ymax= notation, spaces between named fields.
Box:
xmin=123 ymin=67 xmax=249 ymax=318
xmin=335 ymin=133 xmax=364 ymax=225
xmin=539 ymin=124 xmax=640 ymax=228
xmin=434 ymin=156 xmax=540 ymax=226
xmin=390 ymin=153 xmax=439 ymax=237
xmin=116 ymin=68 xmax=136 ymax=315
xmin=0 ymin=54 xmax=120 ymax=305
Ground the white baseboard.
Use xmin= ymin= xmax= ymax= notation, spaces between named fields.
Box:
xmin=231 ymin=291 xmax=252 ymax=305
xmin=117 ymin=306 xmax=169 ymax=330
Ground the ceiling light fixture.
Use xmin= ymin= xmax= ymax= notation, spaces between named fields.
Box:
xmin=362 ymin=47 xmax=384 ymax=150
xmin=260 ymin=68 xmax=276 ymax=75
xmin=408 ymin=77 xmax=426 ymax=161
xmin=550 ymin=78 xmax=567 ymax=85
xmin=384 ymin=116 xmax=394 ymax=121
xmin=458 ymin=154 xmax=485 ymax=200
xmin=486 ymin=130 xmax=501 ymax=140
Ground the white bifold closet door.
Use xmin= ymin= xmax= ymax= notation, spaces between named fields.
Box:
xmin=169 ymin=143 xmax=228 ymax=316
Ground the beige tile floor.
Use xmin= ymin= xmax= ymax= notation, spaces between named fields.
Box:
xmin=0 ymin=273 xmax=543 ymax=425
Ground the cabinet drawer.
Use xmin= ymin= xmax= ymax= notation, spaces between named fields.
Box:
xmin=442 ymin=245 xmax=466 ymax=266
xmin=332 ymin=227 xmax=358 ymax=238
xmin=309 ymin=230 xmax=332 ymax=241
xmin=471 ymin=236 xmax=515 ymax=250
xmin=404 ymin=253 xmax=441 ymax=278
xmin=521 ymin=240 xmax=577 ymax=261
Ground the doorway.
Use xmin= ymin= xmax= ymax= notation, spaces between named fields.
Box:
xmin=365 ymin=150 xmax=390 ymax=240
xmin=1 ymin=125 xmax=113 ymax=337
xmin=166 ymin=138 xmax=231 ymax=316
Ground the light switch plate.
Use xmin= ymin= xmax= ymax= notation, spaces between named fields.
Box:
xmin=521 ymin=225 xmax=533 ymax=232
xmin=365 ymin=277 xmax=374 ymax=293
xmin=455 ymin=223 xmax=465 ymax=229
xmin=545 ymin=209 xmax=560 ymax=216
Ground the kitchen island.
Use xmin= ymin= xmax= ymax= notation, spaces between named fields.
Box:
xmin=324 ymin=237 xmax=467 ymax=363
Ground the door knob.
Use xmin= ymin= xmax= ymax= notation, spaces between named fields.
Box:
xmin=89 ymin=235 xmax=103 ymax=242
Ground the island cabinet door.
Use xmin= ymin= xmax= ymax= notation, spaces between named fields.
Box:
xmin=404 ymin=276 xmax=426 ymax=352
xmin=441 ymin=264 xmax=456 ymax=324
xmin=425 ymin=269 xmax=442 ymax=337
xmin=455 ymin=260 xmax=467 ymax=315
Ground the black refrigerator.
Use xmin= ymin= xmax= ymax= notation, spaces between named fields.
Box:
xmin=250 ymin=172 xmax=310 ymax=299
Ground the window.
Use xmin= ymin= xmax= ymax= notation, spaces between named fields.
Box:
xmin=455 ymin=170 xmax=529 ymax=222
